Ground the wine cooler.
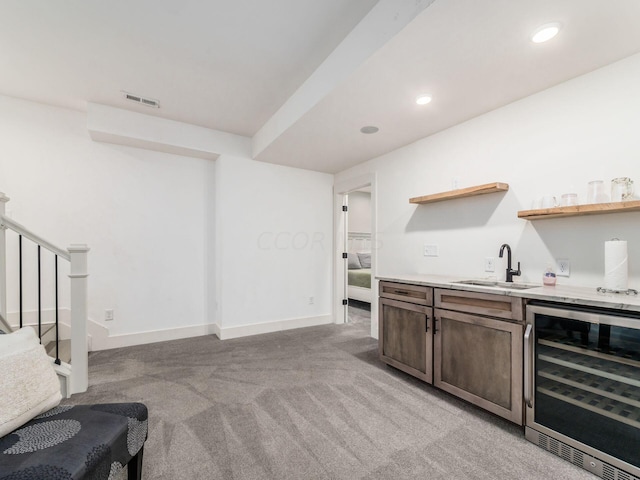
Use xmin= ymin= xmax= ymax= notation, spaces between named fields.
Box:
xmin=525 ymin=302 xmax=640 ymax=479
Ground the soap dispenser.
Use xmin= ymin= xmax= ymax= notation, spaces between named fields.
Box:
xmin=543 ymin=265 xmax=557 ymax=286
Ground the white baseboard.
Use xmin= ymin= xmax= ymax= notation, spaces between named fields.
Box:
xmin=86 ymin=318 xmax=109 ymax=351
xmin=218 ymin=314 xmax=333 ymax=340
xmin=94 ymin=323 xmax=220 ymax=350
xmin=99 ymin=314 xmax=333 ymax=347
xmin=7 ymin=310 xmax=334 ymax=350
xmin=210 ymin=322 xmax=221 ymax=338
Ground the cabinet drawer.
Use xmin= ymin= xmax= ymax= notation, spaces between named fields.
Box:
xmin=434 ymin=288 xmax=523 ymax=321
xmin=379 ymin=281 xmax=433 ymax=305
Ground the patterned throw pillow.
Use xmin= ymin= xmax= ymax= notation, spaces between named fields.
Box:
xmin=0 ymin=328 xmax=62 ymax=438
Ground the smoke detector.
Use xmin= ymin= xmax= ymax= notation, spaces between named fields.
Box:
xmin=122 ymin=91 xmax=160 ymax=108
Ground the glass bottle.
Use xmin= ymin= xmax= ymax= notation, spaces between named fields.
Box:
xmin=543 ymin=265 xmax=556 ymax=286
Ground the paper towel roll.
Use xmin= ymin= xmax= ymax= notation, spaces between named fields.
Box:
xmin=604 ymin=240 xmax=628 ymax=291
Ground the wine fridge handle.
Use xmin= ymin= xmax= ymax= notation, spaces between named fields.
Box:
xmin=524 ymin=323 xmax=533 ymax=408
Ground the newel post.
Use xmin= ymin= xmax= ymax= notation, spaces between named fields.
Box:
xmin=68 ymin=243 xmax=90 ymax=394
xmin=0 ymin=193 xmax=10 ymax=329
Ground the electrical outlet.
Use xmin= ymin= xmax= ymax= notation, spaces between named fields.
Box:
xmin=556 ymin=258 xmax=570 ymax=277
xmin=424 ymin=244 xmax=439 ymax=256
xmin=484 ymin=257 xmax=495 ymax=272
xmin=105 ymin=309 xmax=114 ymax=321
xmin=309 ymin=296 xmax=314 ymax=305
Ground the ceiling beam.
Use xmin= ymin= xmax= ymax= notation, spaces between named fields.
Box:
xmin=251 ymin=0 xmax=436 ymax=161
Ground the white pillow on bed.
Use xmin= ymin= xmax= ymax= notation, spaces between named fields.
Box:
xmin=357 ymin=252 xmax=371 ymax=268
xmin=347 ymin=253 xmax=362 ymax=269
xmin=0 ymin=327 xmax=62 ymax=438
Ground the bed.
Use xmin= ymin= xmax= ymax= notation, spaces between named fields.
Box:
xmin=347 ymin=233 xmax=372 ymax=303
xmin=348 ymin=267 xmax=371 ymax=302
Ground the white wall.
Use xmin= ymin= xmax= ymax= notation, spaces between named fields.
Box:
xmin=335 ymin=53 xmax=640 ymax=290
xmin=348 ymin=191 xmax=371 ymax=234
xmin=0 ymin=95 xmax=210 ymax=345
xmin=0 ymin=95 xmax=335 ymax=346
xmin=8 ymin=50 xmax=637 ymax=348
xmin=215 ymin=155 xmax=334 ymax=337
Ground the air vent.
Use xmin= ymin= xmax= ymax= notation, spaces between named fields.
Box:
xmin=560 ymin=444 xmax=571 ymax=462
xmin=530 ymin=430 xmax=638 ymax=480
xmin=603 ymin=464 xmax=616 ymax=480
xmin=122 ymin=91 xmax=160 ymax=108
xmin=538 ymin=433 xmax=549 ymax=449
xmin=604 ymin=464 xmax=640 ymax=480
xmin=549 ymin=437 xmax=560 ymax=455
xmin=572 ymin=450 xmax=584 ymax=467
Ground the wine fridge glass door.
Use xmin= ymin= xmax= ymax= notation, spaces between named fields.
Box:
xmin=526 ymin=304 xmax=640 ymax=474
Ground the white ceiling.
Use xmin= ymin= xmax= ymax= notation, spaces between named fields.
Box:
xmin=2 ymin=0 xmax=640 ymax=173
xmin=0 ymin=0 xmax=377 ymax=136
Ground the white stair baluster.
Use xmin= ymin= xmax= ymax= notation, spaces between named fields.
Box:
xmin=0 ymin=193 xmax=10 ymax=333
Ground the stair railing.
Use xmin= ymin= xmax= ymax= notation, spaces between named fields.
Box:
xmin=0 ymin=193 xmax=89 ymax=395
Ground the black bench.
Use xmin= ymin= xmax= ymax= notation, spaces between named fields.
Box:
xmin=0 ymin=403 xmax=148 ymax=480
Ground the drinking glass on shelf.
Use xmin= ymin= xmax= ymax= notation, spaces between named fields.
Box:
xmin=587 ymin=180 xmax=609 ymax=204
xmin=611 ymin=177 xmax=634 ymax=202
xmin=541 ymin=195 xmax=557 ymax=208
xmin=560 ymin=193 xmax=578 ymax=206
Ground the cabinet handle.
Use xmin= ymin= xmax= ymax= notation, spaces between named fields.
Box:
xmin=425 ymin=317 xmax=429 ymax=332
xmin=392 ymin=289 xmax=409 ymax=296
xmin=524 ymin=324 xmax=533 ymax=409
xmin=433 ymin=317 xmax=438 ymax=334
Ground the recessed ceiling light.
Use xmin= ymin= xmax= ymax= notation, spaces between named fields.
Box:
xmin=416 ymin=94 xmax=432 ymax=105
xmin=360 ymin=126 xmax=379 ymax=134
xmin=531 ymin=23 xmax=561 ymax=43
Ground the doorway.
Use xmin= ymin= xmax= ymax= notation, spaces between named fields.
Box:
xmin=334 ymin=174 xmax=377 ymax=339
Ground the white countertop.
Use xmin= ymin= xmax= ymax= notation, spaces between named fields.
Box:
xmin=376 ymin=274 xmax=640 ymax=313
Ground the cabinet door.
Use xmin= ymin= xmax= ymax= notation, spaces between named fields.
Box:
xmin=434 ymin=308 xmax=523 ymax=424
xmin=379 ymin=297 xmax=432 ymax=383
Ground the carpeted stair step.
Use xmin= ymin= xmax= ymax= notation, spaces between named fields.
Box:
xmin=46 ymin=338 xmax=71 ymax=364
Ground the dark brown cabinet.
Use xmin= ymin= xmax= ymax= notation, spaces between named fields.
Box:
xmin=434 ymin=288 xmax=524 ymax=424
xmin=433 ymin=307 xmax=523 ymax=424
xmin=378 ymin=282 xmax=433 ymax=383
xmin=378 ymin=283 xmax=526 ymax=425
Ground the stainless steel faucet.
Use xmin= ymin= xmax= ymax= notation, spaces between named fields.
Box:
xmin=499 ymin=243 xmax=521 ymax=282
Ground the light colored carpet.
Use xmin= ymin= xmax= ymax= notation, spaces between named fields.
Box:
xmin=64 ymin=305 xmax=595 ymax=479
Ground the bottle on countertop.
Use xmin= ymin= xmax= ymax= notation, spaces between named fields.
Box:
xmin=543 ymin=265 xmax=557 ymax=286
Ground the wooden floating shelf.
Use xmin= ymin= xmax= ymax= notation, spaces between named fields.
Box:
xmin=409 ymin=182 xmax=509 ymax=205
xmin=518 ymin=200 xmax=640 ymax=220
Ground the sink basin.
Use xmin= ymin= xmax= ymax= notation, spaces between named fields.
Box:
xmin=454 ymin=280 xmax=539 ymax=290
